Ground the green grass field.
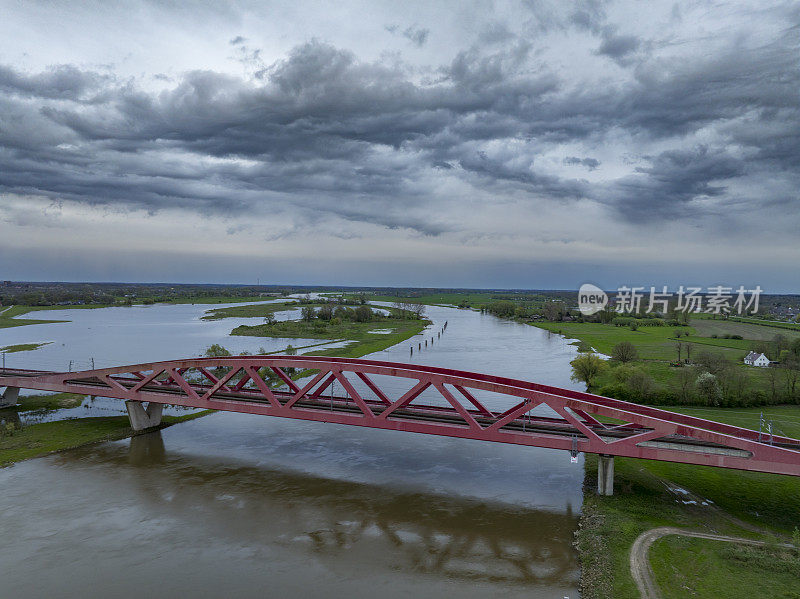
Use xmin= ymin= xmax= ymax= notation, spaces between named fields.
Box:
xmin=578 ymin=404 xmax=800 ymax=598
xmin=11 ymin=392 xmax=86 ymax=412
xmin=0 ymin=309 xmax=67 ymax=329
xmin=691 ymin=317 xmax=800 ymax=342
xmin=578 ymin=453 xmax=800 ymax=599
xmin=650 ymin=536 xmax=800 ymax=599
xmin=533 ymin=321 xmax=760 ymax=361
xmin=668 ymin=404 xmax=800 ymax=439
xmin=232 ymin=317 xmax=428 ymax=354
xmin=201 ymin=300 xmax=301 ymax=319
xmin=0 ymin=342 xmax=51 ymax=353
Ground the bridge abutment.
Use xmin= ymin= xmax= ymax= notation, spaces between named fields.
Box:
xmin=597 ymin=454 xmax=614 ymax=496
xmin=0 ymin=386 xmax=19 ymax=408
xmin=125 ymin=400 xmax=164 ymax=431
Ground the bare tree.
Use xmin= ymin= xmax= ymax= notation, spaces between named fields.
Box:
xmin=782 ymin=354 xmax=800 ymax=400
xmin=392 ymin=301 xmax=407 ymax=318
xmin=611 ymin=341 xmax=638 ymax=363
xmin=675 ymin=367 xmax=695 ymax=403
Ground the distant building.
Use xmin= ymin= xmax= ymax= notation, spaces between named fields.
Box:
xmin=744 ymin=351 xmax=770 ymax=367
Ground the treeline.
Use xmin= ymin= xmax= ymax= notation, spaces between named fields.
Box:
xmin=0 ymin=282 xmax=286 ymax=307
xmin=261 ymin=302 xmax=425 ymax=328
xmin=483 ymin=299 xmax=569 ymax=321
xmin=299 ymin=304 xmax=377 ymax=324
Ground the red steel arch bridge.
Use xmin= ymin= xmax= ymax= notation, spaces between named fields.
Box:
xmin=2 ymin=356 xmax=798 ymax=495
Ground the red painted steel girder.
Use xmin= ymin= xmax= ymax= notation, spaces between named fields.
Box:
xmin=1 ymin=356 xmax=799 ymax=476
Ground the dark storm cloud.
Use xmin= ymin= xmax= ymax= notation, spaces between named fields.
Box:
xmin=0 ymin=64 xmax=107 ymax=101
xmin=1 ymin=5 xmax=798 ymax=234
xmin=402 ymin=26 xmax=429 ymax=47
xmin=595 ymin=27 xmax=641 ymax=62
xmin=386 ymin=24 xmax=430 ymax=47
xmin=458 ymin=151 xmax=589 ymax=199
xmin=564 ymin=156 xmax=600 ymax=170
xmin=606 ymin=146 xmax=747 ymax=221
xmin=568 ymin=0 xmax=608 ymax=34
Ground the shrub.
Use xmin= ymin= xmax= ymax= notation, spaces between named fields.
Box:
xmin=354 ymin=305 xmax=373 ymax=322
xmin=598 ymin=383 xmax=631 ymax=401
xmin=204 ymin=343 xmax=231 ymax=358
xmin=613 ymin=364 xmax=636 ymax=383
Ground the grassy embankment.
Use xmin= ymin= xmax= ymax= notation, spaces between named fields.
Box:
xmin=0 ymin=305 xmax=68 ymax=329
xmin=0 ymin=342 xmax=51 ymax=353
xmin=533 ymin=318 xmax=798 ymax=395
xmin=0 ymin=392 xmax=213 ymax=467
xmin=577 ymin=405 xmax=800 ymax=599
xmin=201 ymin=299 xmax=339 ymax=320
xmin=209 ymin=301 xmax=431 ymax=359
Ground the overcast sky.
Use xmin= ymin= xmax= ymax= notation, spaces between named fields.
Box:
xmin=0 ymin=1 xmax=798 ymax=290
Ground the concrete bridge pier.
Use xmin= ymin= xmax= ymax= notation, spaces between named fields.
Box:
xmin=125 ymin=400 xmax=163 ymax=431
xmin=0 ymin=386 xmax=19 ymax=408
xmin=597 ymin=454 xmax=614 ymax=496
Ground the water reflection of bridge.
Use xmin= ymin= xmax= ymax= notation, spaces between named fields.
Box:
xmin=59 ymin=432 xmax=579 ymax=588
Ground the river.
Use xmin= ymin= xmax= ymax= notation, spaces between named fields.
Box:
xmin=0 ymin=300 xmax=584 ymax=598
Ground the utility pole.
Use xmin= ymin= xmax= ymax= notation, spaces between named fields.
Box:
xmin=91 ymin=357 xmax=95 ymax=370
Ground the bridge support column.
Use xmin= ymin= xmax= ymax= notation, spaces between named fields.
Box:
xmin=597 ymin=454 xmax=614 ymax=496
xmin=0 ymin=387 xmax=19 ymax=408
xmin=125 ymin=401 xmax=163 ymax=431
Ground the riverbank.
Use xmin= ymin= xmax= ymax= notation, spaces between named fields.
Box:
xmin=576 ymin=406 xmax=800 ymax=598
xmin=202 ymin=301 xmax=298 ymax=319
xmin=0 ymin=410 xmax=213 ymax=467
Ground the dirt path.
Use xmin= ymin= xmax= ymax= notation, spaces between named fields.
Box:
xmin=630 ymin=526 xmax=793 ymax=599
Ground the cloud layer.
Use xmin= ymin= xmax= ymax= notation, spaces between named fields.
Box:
xmin=0 ymin=0 xmax=798 ymax=287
